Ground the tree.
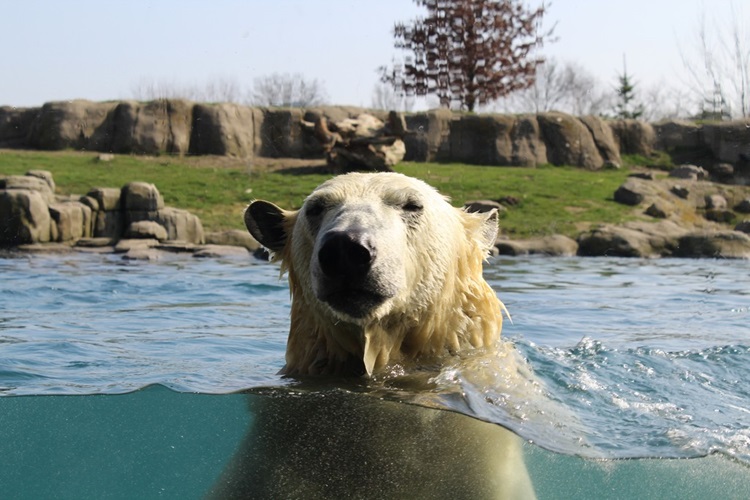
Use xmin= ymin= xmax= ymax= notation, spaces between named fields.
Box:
xmin=493 ymin=58 xmax=610 ymax=115
xmin=613 ymin=56 xmax=644 ymax=119
xmin=250 ymin=73 xmax=328 ymax=107
xmin=380 ymin=0 xmax=553 ymax=112
xmin=678 ymin=5 xmax=750 ymax=119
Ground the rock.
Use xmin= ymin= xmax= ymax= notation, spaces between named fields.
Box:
xmin=121 ymin=182 xmax=164 ymax=211
xmin=579 ymin=115 xmax=621 ymax=166
xmin=702 ymin=120 xmax=750 ymax=164
xmin=645 ymin=202 xmax=670 ymax=219
xmin=25 ymin=170 xmax=56 ymax=192
xmin=87 ymin=187 xmax=122 ymax=211
xmin=156 ymin=241 xmax=198 ymax=253
xmin=608 ymin=119 xmax=656 ymax=156
xmin=712 ymin=162 xmax=734 ymax=180
xmin=704 ymin=210 xmax=736 ymax=224
xmin=205 ymin=229 xmax=261 ymax=251
xmin=26 ymin=100 xmax=116 ymax=150
xmin=75 ymin=237 xmax=116 ymax=248
xmin=577 ymin=225 xmax=661 ymax=258
xmin=449 ymin=114 xmax=516 ymax=165
xmin=653 ymin=120 xmax=704 ymax=151
xmin=110 ymin=100 xmax=193 ymax=155
xmin=97 ymin=153 xmax=115 ymax=162
xmin=0 ymin=106 xmax=38 ymax=148
xmin=734 ymin=198 xmax=750 ymax=213
xmin=671 ymin=185 xmax=690 ymax=199
xmin=705 ymin=194 xmax=728 ymax=210
xmin=0 ymin=175 xmax=55 ymax=203
xmin=0 ymin=189 xmax=52 ymax=246
xmin=614 ymin=179 xmax=647 ymax=206
xmin=669 ymin=164 xmax=708 ymax=181
xmin=537 ymin=112 xmax=603 ymax=169
xmin=114 ymin=238 xmax=160 ymax=253
xmin=496 ymin=235 xmax=578 ymax=257
xmin=463 ymin=200 xmax=507 ymax=215
xmin=735 ymin=220 xmax=750 ymax=234
xmin=628 ymin=172 xmax=656 ymax=180
xmin=93 ymin=211 xmax=124 ymax=239
xmin=152 ymin=207 xmax=204 ymax=244
xmin=674 ymin=231 xmax=750 ymax=259
xmin=510 ymin=115 xmax=547 ymax=166
xmin=124 ymin=221 xmax=168 ymax=241
xmin=49 ymin=201 xmax=92 ymax=242
xmin=189 ymin=103 xmax=260 ymax=157
xmin=404 ymin=109 xmax=453 ymax=162
xmin=16 ymin=242 xmax=74 ymax=253
xmin=121 ymin=248 xmax=163 ymax=261
xmin=260 ymin=108 xmax=306 ymax=158
xmin=193 ymin=244 xmax=250 ymax=258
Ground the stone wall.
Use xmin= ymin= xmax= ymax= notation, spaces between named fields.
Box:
xmin=2 ymin=100 xmax=749 ymax=172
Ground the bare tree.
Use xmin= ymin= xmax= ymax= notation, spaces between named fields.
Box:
xmin=678 ymin=4 xmax=750 ymax=119
xmin=490 ymin=58 xmax=609 ymax=115
xmin=370 ymin=83 xmax=415 ymax=111
xmin=380 ymin=0 xmax=553 ymax=112
xmin=249 ymin=72 xmax=328 ymax=107
xmin=130 ymin=77 xmax=244 ymax=103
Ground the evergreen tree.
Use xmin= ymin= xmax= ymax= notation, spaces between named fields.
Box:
xmin=614 ymin=56 xmax=644 ymax=119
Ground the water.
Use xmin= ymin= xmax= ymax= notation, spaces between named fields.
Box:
xmin=1 ymin=251 xmax=749 ymax=498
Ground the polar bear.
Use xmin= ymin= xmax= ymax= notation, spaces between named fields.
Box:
xmin=244 ymin=172 xmax=507 ymax=376
xmin=210 ymin=173 xmax=535 ymax=499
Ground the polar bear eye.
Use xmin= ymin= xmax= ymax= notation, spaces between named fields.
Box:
xmin=402 ymin=199 xmax=423 ymax=213
xmin=305 ymin=200 xmax=326 ymax=218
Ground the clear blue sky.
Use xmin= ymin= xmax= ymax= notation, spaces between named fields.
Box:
xmin=1 ymin=0 xmax=738 ymax=108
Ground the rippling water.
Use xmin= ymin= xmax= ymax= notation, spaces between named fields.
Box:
xmin=1 ymin=251 xmax=749 ymax=491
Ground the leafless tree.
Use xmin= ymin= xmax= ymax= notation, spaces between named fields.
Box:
xmin=678 ymin=4 xmax=750 ymax=119
xmin=490 ymin=58 xmax=610 ymax=115
xmin=249 ymin=72 xmax=328 ymax=107
xmin=380 ymin=0 xmax=553 ymax=112
xmin=130 ymin=77 xmax=244 ymax=103
xmin=370 ymin=83 xmax=415 ymax=111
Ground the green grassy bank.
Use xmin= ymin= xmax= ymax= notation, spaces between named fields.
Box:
xmin=0 ymin=150 xmax=636 ymax=238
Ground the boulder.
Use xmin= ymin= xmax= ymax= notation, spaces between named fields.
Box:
xmin=25 ymin=170 xmax=55 ymax=193
xmin=645 ymin=202 xmax=670 ymax=219
xmin=259 ymin=108 xmax=306 ymax=158
xmin=577 ymin=225 xmax=663 ymax=258
xmin=124 ymin=221 xmax=168 ymax=241
xmin=152 ymin=207 xmax=204 ymax=244
xmin=93 ymin=211 xmax=124 ymax=239
xmin=403 ymin=110 xmax=454 ymax=163
xmin=705 ymin=194 xmax=728 ymax=210
xmin=114 ymin=238 xmax=160 ymax=253
xmin=608 ymin=119 xmax=656 ymax=156
xmin=670 ymin=185 xmax=690 ymax=199
xmin=121 ymin=182 xmax=164 ymax=212
xmin=87 ymin=187 xmax=122 ymax=211
xmin=193 ymin=244 xmax=250 ymax=258
xmin=448 ymin=114 xmax=515 ymax=165
xmin=0 ymin=189 xmax=52 ymax=246
xmin=704 ymin=210 xmax=736 ymax=224
xmin=735 ymin=220 xmax=750 ymax=234
xmin=579 ymin=115 xmax=621 ymax=166
xmin=0 ymin=106 xmax=38 ymax=148
xmin=669 ymin=164 xmax=708 ymax=181
xmin=1 ymin=175 xmax=55 ymax=204
xmin=49 ymin=201 xmax=92 ymax=242
xmin=26 ymin=100 xmax=116 ymax=151
xmin=110 ymin=100 xmax=193 ymax=155
xmin=735 ymin=198 xmax=750 ymax=213
xmin=537 ymin=112 xmax=603 ymax=169
xmin=205 ymin=229 xmax=261 ymax=251
xmin=496 ymin=235 xmax=579 ymax=257
xmin=702 ymin=120 xmax=750 ymax=164
xmin=510 ymin=115 xmax=547 ymax=166
xmin=674 ymin=231 xmax=750 ymax=259
xmin=613 ymin=178 xmax=656 ymax=206
xmin=653 ymin=120 xmax=704 ymax=151
xmin=189 ymin=103 xmax=259 ymax=157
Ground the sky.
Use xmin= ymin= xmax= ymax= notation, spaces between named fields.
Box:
xmin=1 ymin=0 xmax=742 ymax=109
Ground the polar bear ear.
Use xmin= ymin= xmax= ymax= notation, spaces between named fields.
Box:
xmin=477 ymin=208 xmax=499 ymax=250
xmin=244 ymin=200 xmax=291 ymax=252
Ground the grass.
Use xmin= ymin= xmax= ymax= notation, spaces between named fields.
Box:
xmin=0 ymin=149 xmax=637 ymax=238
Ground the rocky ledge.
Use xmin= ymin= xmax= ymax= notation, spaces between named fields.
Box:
xmin=482 ymin=165 xmax=750 ymax=259
xmin=0 ymin=170 xmax=261 ymax=260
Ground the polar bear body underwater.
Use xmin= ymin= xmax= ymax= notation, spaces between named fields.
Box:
xmin=211 ymin=173 xmax=536 ymax=499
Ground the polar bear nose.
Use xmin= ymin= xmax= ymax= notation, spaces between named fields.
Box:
xmin=318 ymin=230 xmax=375 ymax=281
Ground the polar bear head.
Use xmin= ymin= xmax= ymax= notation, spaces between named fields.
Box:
xmin=245 ymin=172 xmax=504 ymax=376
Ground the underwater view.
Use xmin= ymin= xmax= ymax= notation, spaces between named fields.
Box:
xmin=1 ymin=252 xmax=749 ymax=498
